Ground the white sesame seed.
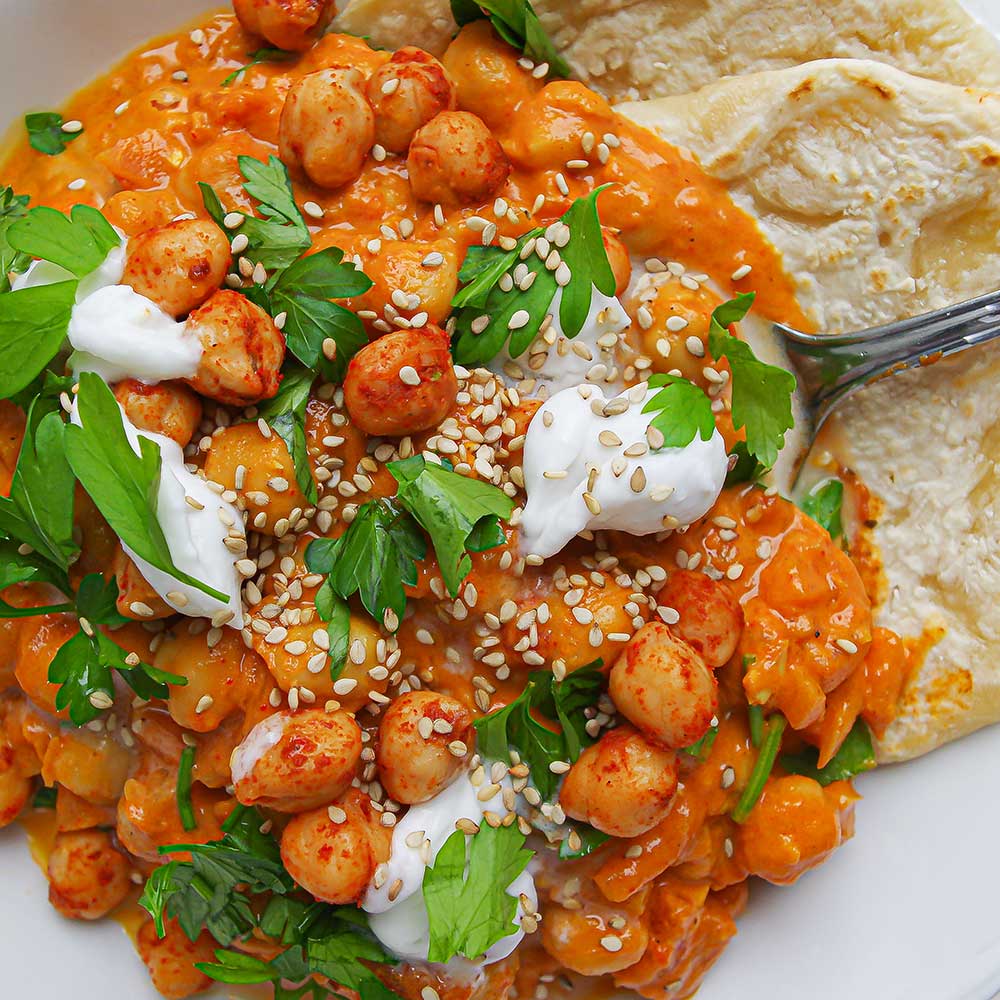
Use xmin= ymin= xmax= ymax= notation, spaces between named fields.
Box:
xmin=114 ymin=100 xmax=130 ymax=115
xmin=67 ymin=178 xmax=86 ymax=191
xmin=61 ymin=119 xmax=83 ymax=134
xmin=732 ymin=264 xmax=753 ymax=281
xmin=333 ymin=677 xmax=359 ymax=696
xmin=836 ymin=638 xmax=859 ymax=654
xmin=685 ymin=335 xmax=706 ymax=357
xmin=399 ymin=365 xmax=421 ymax=386
xmin=303 ymin=200 xmax=324 ymax=219
xmin=381 ymin=77 xmax=401 ymax=95
xmin=223 ymin=212 xmax=244 ymax=229
xmin=195 ymin=695 xmax=214 ymax=715
xmin=508 ymin=310 xmax=531 ymax=330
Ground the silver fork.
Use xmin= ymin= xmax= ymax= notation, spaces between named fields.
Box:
xmin=774 ymin=287 xmax=1000 ymax=434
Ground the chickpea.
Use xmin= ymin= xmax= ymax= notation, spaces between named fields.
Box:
xmin=542 ymin=901 xmax=649 ymax=976
xmin=156 ymin=628 xmax=264 ymax=733
xmin=367 ymin=48 xmax=456 ymax=154
xmin=0 ymin=738 xmax=31 ymax=828
xmin=232 ymin=709 xmax=361 ymax=812
xmin=56 ymin=787 xmax=115 ymax=834
xmin=121 ymin=219 xmax=230 ymax=319
xmin=41 ymin=730 xmax=132 ymax=807
xmin=47 ymin=829 xmax=131 ymax=920
xmin=137 ymin=917 xmax=216 ymax=1000
xmin=609 ymin=622 xmax=718 ymax=750
xmin=185 ymin=290 xmax=285 ymax=406
xmin=602 ymin=229 xmax=632 ymax=297
xmin=279 ymin=67 xmax=375 ymax=189
xmin=407 ymin=111 xmax=510 ymax=206
xmin=204 ymin=422 xmax=310 ymax=536
xmin=343 ymin=326 xmax=458 ymax=437
xmin=113 ymin=379 xmax=202 ymax=448
xmin=735 ymin=776 xmax=851 ymax=885
xmin=0 ymin=614 xmax=21 ymax=689
xmin=560 ymin=725 xmax=678 ymax=838
xmin=233 ymin=0 xmax=336 ymax=53
xmin=280 ymin=789 xmax=389 ymax=903
xmin=15 ymin=614 xmax=77 ymax=718
xmin=112 ymin=544 xmax=173 ymax=621
xmin=656 ymin=570 xmax=743 ymax=669
xmin=376 ymin=691 xmax=472 ymax=805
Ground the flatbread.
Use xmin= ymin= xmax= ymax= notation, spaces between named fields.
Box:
xmin=333 ymin=0 xmax=1000 ymax=98
xmin=618 ymin=59 xmax=1000 ymax=761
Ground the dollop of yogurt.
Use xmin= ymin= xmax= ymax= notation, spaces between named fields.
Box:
xmin=519 ymin=383 xmax=728 ymax=559
xmin=362 ymin=771 xmax=537 ymax=969
xmin=13 ymin=239 xmax=203 ymax=385
xmin=491 ymin=285 xmax=632 ymax=397
xmin=70 ymin=397 xmax=244 ymax=628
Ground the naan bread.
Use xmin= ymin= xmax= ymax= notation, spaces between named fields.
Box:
xmin=617 ymin=59 xmax=1000 ymax=761
xmin=333 ymin=0 xmax=1000 ymax=97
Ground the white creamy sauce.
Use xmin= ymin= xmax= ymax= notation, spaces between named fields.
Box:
xmin=519 ymin=383 xmax=729 ymax=559
xmin=70 ymin=398 xmax=244 ymax=629
xmin=362 ymin=771 xmax=537 ymax=970
xmin=231 ymin=713 xmax=289 ymax=785
xmin=13 ymin=239 xmax=203 ymax=385
xmin=491 ymin=285 xmax=632 ymax=397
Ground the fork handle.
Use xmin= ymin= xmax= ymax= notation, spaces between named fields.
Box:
xmin=775 ymin=289 xmax=1000 ymax=427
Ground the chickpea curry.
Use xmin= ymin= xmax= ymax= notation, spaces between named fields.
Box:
xmin=0 ymin=3 xmax=914 ymax=1000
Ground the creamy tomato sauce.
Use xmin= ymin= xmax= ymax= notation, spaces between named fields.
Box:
xmin=0 ymin=9 xmax=908 ymax=1000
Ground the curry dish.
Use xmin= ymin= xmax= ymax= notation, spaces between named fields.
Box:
xmin=0 ymin=3 xmax=924 ymax=999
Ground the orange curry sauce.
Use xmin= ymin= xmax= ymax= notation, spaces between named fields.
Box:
xmin=0 ymin=10 xmax=910 ymax=1000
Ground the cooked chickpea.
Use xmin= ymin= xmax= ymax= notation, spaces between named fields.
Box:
xmin=41 ymin=730 xmax=132 ymax=807
xmin=121 ymin=219 xmax=230 ymax=318
xmin=47 ymin=829 xmax=131 ymax=920
xmin=735 ymin=776 xmax=850 ymax=885
xmin=137 ymin=917 xmax=216 ymax=1000
xmin=204 ymin=422 xmax=310 ymax=536
xmin=15 ymin=614 xmax=78 ymax=719
xmin=376 ymin=691 xmax=472 ymax=804
xmin=367 ymin=47 xmax=456 ymax=154
xmin=157 ymin=628 xmax=264 ymax=733
xmin=0 ymin=738 xmax=30 ymax=828
xmin=112 ymin=544 xmax=173 ymax=621
xmin=232 ymin=709 xmax=362 ymax=812
xmin=113 ymin=379 xmax=202 ymax=448
xmin=560 ymin=725 xmax=679 ymax=838
xmin=656 ymin=570 xmax=744 ymax=669
xmin=609 ymin=621 xmax=718 ymax=750
xmin=281 ymin=789 xmax=389 ymax=903
xmin=233 ymin=0 xmax=336 ymax=52
xmin=185 ymin=289 xmax=285 ymax=405
xmin=407 ymin=111 xmax=510 ymax=206
xmin=279 ymin=67 xmax=375 ymax=189
xmin=541 ymin=901 xmax=649 ymax=976
xmin=602 ymin=229 xmax=632 ymax=297
xmin=0 ymin=616 xmax=22 ymax=690
xmin=343 ymin=325 xmax=458 ymax=437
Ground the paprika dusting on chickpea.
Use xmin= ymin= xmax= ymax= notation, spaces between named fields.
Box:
xmin=0 ymin=3 xmax=921 ymax=1000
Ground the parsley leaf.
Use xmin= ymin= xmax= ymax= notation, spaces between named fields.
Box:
xmin=48 ymin=630 xmax=114 ymax=726
xmin=25 ymin=112 xmax=82 ymax=156
xmin=800 ymin=478 xmax=844 ymax=541
xmin=556 ymin=185 xmax=616 ymax=337
xmin=7 ymin=204 xmax=119 ymax=278
xmin=65 ymin=373 xmax=228 ymax=603
xmin=388 ymin=456 xmax=513 ymax=597
xmin=781 ymin=717 xmax=876 ymax=786
xmin=305 ymin=499 xmax=426 ymax=627
xmin=0 ymin=281 xmax=77 ymax=400
xmin=724 ymin=440 xmax=766 ymax=487
xmin=141 ymin=805 xmax=295 ymax=946
xmin=423 ymin=822 xmax=534 ymax=963
xmin=268 ymin=247 xmax=372 ymax=382
xmin=0 ymin=402 xmax=78 ymax=573
xmin=256 ymin=363 xmax=317 ymax=503
xmin=450 ymin=0 xmax=570 ymax=77
xmin=220 ymin=48 xmax=293 ymax=87
xmin=707 ymin=293 xmax=796 ymax=470
xmin=0 ymin=541 xmax=74 ymax=617
xmin=474 ymin=660 xmax=604 ymax=801
xmin=314 ymin=581 xmax=350 ymax=680
xmin=558 ymin=824 xmax=610 ymax=860
xmin=641 ymin=373 xmax=716 ymax=449
xmin=0 ymin=186 xmax=31 ymax=291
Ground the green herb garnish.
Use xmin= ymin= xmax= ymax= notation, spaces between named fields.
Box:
xmin=781 ymin=717 xmax=876 ymax=786
xmin=220 ymin=48 xmax=294 ymax=87
xmin=0 ymin=282 xmax=77 ymax=400
xmin=732 ymin=714 xmax=788 ymax=823
xmin=313 ymin=582 xmax=351 ymax=681
xmin=642 ymin=373 xmax=717 ymax=449
xmin=256 ymin=363 xmax=317 ymax=503
xmin=7 ymin=203 xmax=119 ymax=278
xmin=800 ymin=477 xmax=845 ymax=541
xmin=176 ymin=745 xmax=197 ymax=832
xmin=25 ymin=112 xmax=82 ymax=156
xmin=0 ymin=186 xmax=31 ymax=291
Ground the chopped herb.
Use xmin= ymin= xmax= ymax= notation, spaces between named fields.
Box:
xmin=256 ymin=363 xmax=317 ymax=503
xmin=423 ymin=822 xmax=534 ymax=963
xmin=0 ymin=186 xmax=31 ymax=291
xmin=0 ymin=542 xmax=73 ymax=618
xmin=388 ymin=456 xmax=513 ymax=597
xmin=558 ymin=823 xmax=610 ymax=860
xmin=642 ymin=373 xmax=716 ymax=450
xmin=707 ymin=293 xmax=796 ymax=470
xmin=731 ymin=714 xmax=788 ymax=823
xmin=0 ymin=281 xmax=77 ymax=400
xmin=724 ymin=440 xmax=766 ymax=487
xmin=176 ymin=746 xmax=197 ymax=832
xmin=65 ymin=373 xmax=228 ymax=603
xmin=747 ymin=705 xmax=764 ymax=748
xmin=7 ymin=203 xmax=119 ymax=278
xmin=313 ymin=581 xmax=350 ymax=680
xmin=781 ymin=718 xmax=876 ymax=786
xmin=450 ymin=0 xmax=571 ymax=77
xmin=25 ymin=112 xmax=82 ymax=156
xmin=305 ymin=498 xmax=426 ymax=627
xmin=682 ymin=723 xmax=719 ymax=761
xmin=800 ymin=478 xmax=844 ymax=541
xmin=220 ymin=48 xmax=293 ymax=87
xmin=32 ymin=785 xmax=57 ymax=809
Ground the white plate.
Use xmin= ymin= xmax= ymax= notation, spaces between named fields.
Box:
xmin=2 ymin=3 xmax=1000 ymax=999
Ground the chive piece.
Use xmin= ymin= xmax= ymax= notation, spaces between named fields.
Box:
xmin=32 ymin=785 xmax=57 ymax=809
xmin=682 ymin=724 xmax=719 ymax=761
xmin=732 ymin=715 xmax=788 ymax=824
xmin=177 ymin=745 xmax=197 ymax=832
xmin=747 ymin=704 xmax=764 ymax=748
